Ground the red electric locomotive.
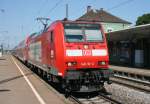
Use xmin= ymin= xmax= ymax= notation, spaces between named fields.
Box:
xmin=14 ymin=20 xmax=113 ymax=93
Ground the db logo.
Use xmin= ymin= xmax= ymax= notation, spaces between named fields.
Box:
xmin=83 ymin=50 xmax=92 ymax=56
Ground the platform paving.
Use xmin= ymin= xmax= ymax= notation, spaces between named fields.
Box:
xmin=0 ymin=55 xmax=70 ymax=104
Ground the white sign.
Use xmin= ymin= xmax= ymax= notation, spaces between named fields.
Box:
xmin=66 ymin=49 xmax=107 ymax=56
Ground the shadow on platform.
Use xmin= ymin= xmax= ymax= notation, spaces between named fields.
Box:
xmin=0 ymin=89 xmax=11 ymax=92
xmin=0 ymin=58 xmax=6 ymax=60
xmin=0 ymin=72 xmax=34 ymax=84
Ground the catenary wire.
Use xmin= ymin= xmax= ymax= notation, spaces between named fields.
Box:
xmin=107 ymin=0 xmax=134 ymax=11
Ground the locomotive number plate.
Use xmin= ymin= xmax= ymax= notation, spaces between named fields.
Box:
xmin=82 ymin=50 xmax=92 ymax=56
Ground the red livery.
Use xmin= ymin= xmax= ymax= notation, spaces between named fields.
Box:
xmin=13 ymin=20 xmax=113 ymax=93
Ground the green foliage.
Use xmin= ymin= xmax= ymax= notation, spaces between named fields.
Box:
xmin=136 ymin=13 xmax=150 ymax=26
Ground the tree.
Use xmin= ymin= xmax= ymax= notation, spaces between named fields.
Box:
xmin=136 ymin=13 xmax=150 ymax=26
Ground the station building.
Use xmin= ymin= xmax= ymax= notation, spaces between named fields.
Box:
xmin=77 ymin=6 xmax=150 ymax=68
xmin=107 ymin=24 xmax=150 ymax=68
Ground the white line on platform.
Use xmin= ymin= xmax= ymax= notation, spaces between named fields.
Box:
xmin=11 ymin=56 xmax=46 ymax=104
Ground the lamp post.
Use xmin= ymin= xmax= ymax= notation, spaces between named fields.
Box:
xmin=0 ymin=9 xmax=6 ymax=55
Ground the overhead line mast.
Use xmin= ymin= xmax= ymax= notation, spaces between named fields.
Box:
xmin=66 ymin=4 xmax=68 ymax=19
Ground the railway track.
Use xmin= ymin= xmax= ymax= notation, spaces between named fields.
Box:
xmin=112 ymin=69 xmax=150 ymax=84
xmin=111 ymin=75 xmax=150 ymax=92
xmin=69 ymin=94 xmax=121 ymax=104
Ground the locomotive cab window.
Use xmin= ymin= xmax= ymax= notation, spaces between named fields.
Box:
xmin=64 ymin=26 xmax=84 ymax=42
xmin=50 ymin=31 xmax=54 ymax=43
xmin=64 ymin=23 xmax=103 ymax=42
xmin=85 ymin=27 xmax=103 ymax=42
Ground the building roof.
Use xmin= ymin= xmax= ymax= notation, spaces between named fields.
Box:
xmin=106 ymin=23 xmax=150 ymax=41
xmin=77 ymin=9 xmax=131 ymax=24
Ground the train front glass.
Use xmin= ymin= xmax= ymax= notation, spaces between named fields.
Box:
xmin=64 ymin=23 xmax=103 ymax=42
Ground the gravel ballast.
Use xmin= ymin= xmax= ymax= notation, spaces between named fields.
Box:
xmin=105 ymin=83 xmax=150 ymax=104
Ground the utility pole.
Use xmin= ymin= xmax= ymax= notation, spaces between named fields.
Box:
xmin=0 ymin=44 xmax=3 ymax=55
xmin=66 ymin=4 xmax=68 ymax=19
xmin=21 ymin=25 xmax=23 ymax=34
xmin=0 ymin=31 xmax=8 ymax=55
xmin=36 ymin=17 xmax=50 ymax=31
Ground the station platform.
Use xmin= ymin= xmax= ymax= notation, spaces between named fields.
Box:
xmin=0 ymin=55 xmax=70 ymax=104
xmin=110 ymin=65 xmax=150 ymax=77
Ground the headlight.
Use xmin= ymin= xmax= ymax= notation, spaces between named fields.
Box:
xmin=66 ymin=62 xmax=77 ymax=67
xmin=98 ymin=61 xmax=106 ymax=65
xmin=67 ymin=62 xmax=72 ymax=66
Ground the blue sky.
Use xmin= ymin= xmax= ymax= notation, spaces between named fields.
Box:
xmin=0 ymin=0 xmax=150 ymax=49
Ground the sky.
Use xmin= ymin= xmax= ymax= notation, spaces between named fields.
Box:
xmin=0 ymin=0 xmax=150 ymax=49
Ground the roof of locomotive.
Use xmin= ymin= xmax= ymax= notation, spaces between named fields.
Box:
xmin=29 ymin=20 xmax=102 ymax=38
xmin=48 ymin=19 xmax=102 ymax=26
xmin=14 ymin=19 xmax=104 ymax=49
xmin=61 ymin=20 xmax=102 ymax=25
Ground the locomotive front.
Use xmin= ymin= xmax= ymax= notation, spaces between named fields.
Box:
xmin=62 ymin=22 xmax=113 ymax=92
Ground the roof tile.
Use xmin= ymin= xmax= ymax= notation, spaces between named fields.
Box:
xmin=77 ymin=9 xmax=131 ymax=24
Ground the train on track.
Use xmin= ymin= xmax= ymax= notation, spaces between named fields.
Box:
xmin=13 ymin=20 xmax=113 ymax=93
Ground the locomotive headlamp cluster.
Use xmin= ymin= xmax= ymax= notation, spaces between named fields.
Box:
xmin=67 ymin=62 xmax=77 ymax=67
xmin=98 ymin=61 xmax=106 ymax=65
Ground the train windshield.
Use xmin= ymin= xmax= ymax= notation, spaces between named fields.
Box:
xmin=64 ymin=23 xmax=103 ymax=42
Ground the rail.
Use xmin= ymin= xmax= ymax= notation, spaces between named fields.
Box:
xmin=113 ymin=70 xmax=150 ymax=84
xmin=69 ymin=94 xmax=121 ymax=104
xmin=111 ymin=75 xmax=150 ymax=92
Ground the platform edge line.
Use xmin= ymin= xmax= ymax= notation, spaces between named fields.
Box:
xmin=11 ymin=56 xmax=46 ymax=104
